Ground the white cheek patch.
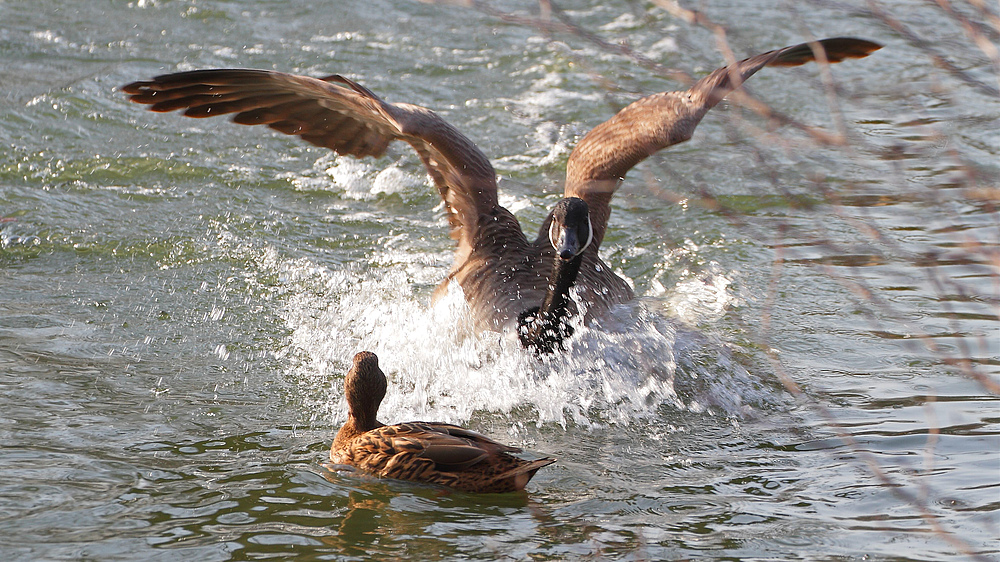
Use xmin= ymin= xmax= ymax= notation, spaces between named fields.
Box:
xmin=549 ymin=219 xmax=562 ymax=250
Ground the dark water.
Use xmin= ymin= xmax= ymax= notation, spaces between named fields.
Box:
xmin=1 ymin=0 xmax=997 ymax=560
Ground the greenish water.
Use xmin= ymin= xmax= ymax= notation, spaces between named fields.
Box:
xmin=1 ymin=0 xmax=997 ymax=560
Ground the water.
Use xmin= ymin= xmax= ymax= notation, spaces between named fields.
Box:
xmin=2 ymin=0 xmax=997 ymax=559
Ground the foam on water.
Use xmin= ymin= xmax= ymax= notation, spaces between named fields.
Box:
xmin=663 ymin=264 xmax=738 ymax=326
xmin=0 ymin=220 xmax=42 ymax=250
xmin=504 ymin=74 xmax=604 ymax=122
xmin=278 ymin=153 xmax=429 ymax=201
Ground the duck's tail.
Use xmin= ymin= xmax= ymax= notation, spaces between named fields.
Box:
xmin=506 ymin=457 xmax=557 ymax=491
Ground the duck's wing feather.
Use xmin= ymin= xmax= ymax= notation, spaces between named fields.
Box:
xmin=369 ymin=422 xmax=516 ymax=471
xmin=564 ymin=37 xmax=881 ymax=246
xmin=414 ymin=422 xmax=523 ymax=454
xmin=121 ymin=69 xmax=501 ymax=261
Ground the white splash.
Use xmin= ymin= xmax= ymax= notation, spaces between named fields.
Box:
xmin=221 ymin=223 xmax=774 ymax=429
xmin=269 ymin=252 xmax=685 ymax=428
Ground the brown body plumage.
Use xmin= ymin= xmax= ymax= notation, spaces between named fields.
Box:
xmin=330 ymin=352 xmax=554 ymax=493
xmin=121 ymin=38 xmax=881 ymax=348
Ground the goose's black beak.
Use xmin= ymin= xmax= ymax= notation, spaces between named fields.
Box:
xmin=555 ymin=227 xmax=582 ymax=261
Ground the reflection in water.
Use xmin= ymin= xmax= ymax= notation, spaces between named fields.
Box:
xmin=326 ymin=492 xmax=383 ymax=555
xmin=318 ymin=466 xmax=551 ymax=558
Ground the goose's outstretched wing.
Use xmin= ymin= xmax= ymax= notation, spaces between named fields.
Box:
xmin=121 ymin=69 xmax=499 ymax=259
xmin=564 ymin=37 xmax=882 ymax=246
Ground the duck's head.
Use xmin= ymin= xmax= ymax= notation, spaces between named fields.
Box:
xmin=345 ymin=351 xmax=386 ymax=428
xmin=549 ymin=197 xmax=593 ymax=261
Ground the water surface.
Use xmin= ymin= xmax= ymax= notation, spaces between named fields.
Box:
xmin=1 ymin=0 xmax=997 ymax=560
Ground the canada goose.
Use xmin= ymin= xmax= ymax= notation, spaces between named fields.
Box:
xmin=330 ymin=351 xmax=555 ymax=492
xmin=121 ymin=37 xmax=881 ymax=353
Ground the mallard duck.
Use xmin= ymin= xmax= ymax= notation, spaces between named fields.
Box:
xmin=121 ymin=37 xmax=880 ymax=353
xmin=330 ymin=351 xmax=554 ymax=493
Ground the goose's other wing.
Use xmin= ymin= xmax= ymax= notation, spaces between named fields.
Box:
xmin=564 ymin=37 xmax=881 ymax=246
xmin=121 ymin=69 xmax=499 ymax=260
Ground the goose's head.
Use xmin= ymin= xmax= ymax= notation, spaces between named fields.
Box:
xmin=549 ymin=197 xmax=593 ymax=261
xmin=517 ymin=197 xmax=593 ymax=354
xmin=345 ymin=351 xmax=386 ymax=429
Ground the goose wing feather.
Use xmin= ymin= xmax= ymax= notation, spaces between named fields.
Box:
xmin=121 ymin=69 xmax=502 ymax=262
xmin=564 ymin=38 xmax=881 ymax=245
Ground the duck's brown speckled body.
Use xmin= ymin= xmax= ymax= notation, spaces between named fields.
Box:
xmin=330 ymin=352 xmax=554 ymax=493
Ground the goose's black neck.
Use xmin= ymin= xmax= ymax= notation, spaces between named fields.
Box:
xmin=517 ymin=252 xmax=584 ymax=354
